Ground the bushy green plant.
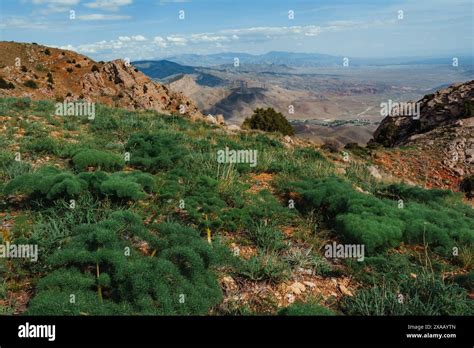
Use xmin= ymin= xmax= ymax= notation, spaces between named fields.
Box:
xmin=460 ymin=175 xmax=474 ymax=198
xmin=4 ymin=166 xmax=87 ymax=200
xmin=78 ymin=171 xmax=155 ymax=200
xmin=290 ymin=177 xmax=474 ymax=254
xmin=379 ymin=183 xmax=454 ymax=203
xmin=27 ymin=212 xmax=223 ymax=315
xmin=3 ymin=166 xmax=154 ymax=202
xmin=242 ymin=108 xmax=294 ymax=136
xmin=278 ymin=302 xmax=335 ymax=316
xmin=24 ymin=80 xmax=38 ymax=89
xmin=179 ymin=175 xmax=228 ymax=230
xmin=0 ymin=77 xmax=15 ymax=90
xmin=125 ymin=133 xmax=187 ymax=172
xmin=71 ymin=149 xmax=124 ymax=172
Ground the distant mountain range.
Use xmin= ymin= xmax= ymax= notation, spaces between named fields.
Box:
xmin=159 ymin=51 xmax=474 ymax=69
xmin=132 ymin=60 xmax=225 ymax=87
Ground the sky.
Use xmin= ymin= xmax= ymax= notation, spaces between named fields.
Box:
xmin=0 ymin=0 xmax=472 ymax=61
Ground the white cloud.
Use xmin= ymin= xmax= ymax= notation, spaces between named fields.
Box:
xmin=188 ymin=33 xmax=237 ymax=43
xmin=0 ymin=17 xmax=49 ymax=29
xmin=153 ymin=36 xmax=168 ymax=48
xmin=84 ymin=0 xmax=133 ymax=11
xmin=131 ymin=35 xmax=146 ymax=41
xmin=58 ymin=19 xmax=395 ymax=59
xmin=78 ymin=14 xmax=131 ymax=20
xmin=166 ymin=36 xmax=187 ymax=46
xmin=118 ymin=35 xmax=147 ymax=42
xmin=31 ymin=0 xmax=79 ymax=4
xmin=159 ymin=0 xmax=191 ymax=3
xmin=30 ymin=0 xmax=80 ymax=14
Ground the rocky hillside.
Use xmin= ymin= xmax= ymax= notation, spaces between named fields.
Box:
xmin=0 ymin=42 xmax=202 ymax=119
xmin=371 ymin=81 xmax=474 ymax=180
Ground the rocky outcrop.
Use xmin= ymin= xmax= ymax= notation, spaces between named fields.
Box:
xmin=372 ymin=81 xmax=474 ymax=147
xmin=0 ymin=42 xmax=203 ymax=120
xmin=371 ymin=81 xmax=474 ymax=180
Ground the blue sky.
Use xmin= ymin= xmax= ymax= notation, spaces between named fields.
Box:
xmin=0 ymin=0 xmax=472 ymax=61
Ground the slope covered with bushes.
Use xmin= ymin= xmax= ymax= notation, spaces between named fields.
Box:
xmin=0 ymin=97 xmax=472 ymax=316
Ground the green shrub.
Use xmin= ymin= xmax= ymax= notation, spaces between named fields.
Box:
xmin=242 ymin=108 xmax=294 ymax=136
xmin=47 ymin=72 xmax=54 ymax=84
xmin=71 ymin=149 xmax=124 ymax=172
xmin=27 ymin=212 xmax=223 ymax=315
xmin=3 ymin=166 xmax=154 ymax=202
xmin=4 ymin=166 xmax=87 ymax=200
xmin=125 ymin=133 xmax=187 ymax=172
xmin=290 ymin=177 xmax=474 ymax=254
xmin=78 ymin=171 xmax=155 ymax=200
xmin=278 ymin=302 xmax=335 ymax=316
xmin=460 ymin=175 xmax=474 ymax=198
xmin=379 ymin=183 xmax=454 ymax=203
xmin=0 ymin=77 xmax=15 ymax=90
xmin=23 ymin=80 xmax=38 ymax=89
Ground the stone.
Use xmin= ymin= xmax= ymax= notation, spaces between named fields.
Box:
xmin=368 ymin=165 xmax=382 ymax=180
xmin=338 ymin=284 xmax=353 ymax=297
xmin=216 ymin=114 xmax=225 ymax=125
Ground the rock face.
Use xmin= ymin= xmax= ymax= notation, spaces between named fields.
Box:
xmin=0 ymin=42 xmax=203 ymax=119
xmin=371 ymin=81 xmax=474 ymax=179
xmin=372 ymin=81 xmax=474 ymax=147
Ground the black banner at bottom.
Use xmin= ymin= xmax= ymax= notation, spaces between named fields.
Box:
xmin=0 ymin=316 xmax=471 ymax=346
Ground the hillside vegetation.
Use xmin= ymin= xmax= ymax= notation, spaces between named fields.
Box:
xmin=0 ymin=97 xmax=472 ymax=315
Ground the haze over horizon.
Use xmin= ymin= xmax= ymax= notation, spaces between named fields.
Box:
xmin=0 ymin=0 xmax=473 ymax=62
